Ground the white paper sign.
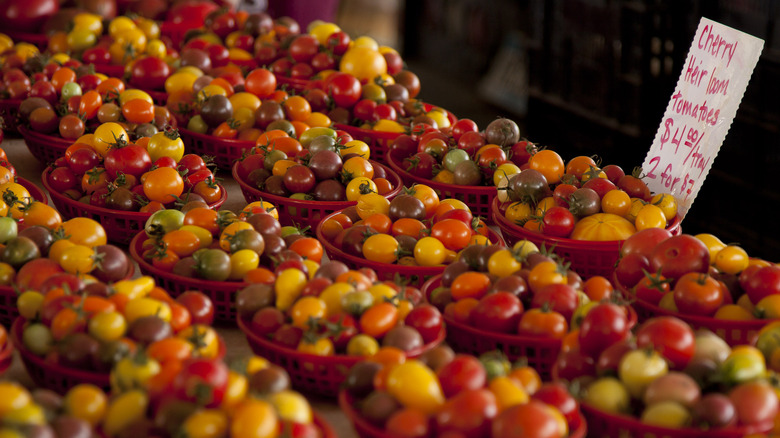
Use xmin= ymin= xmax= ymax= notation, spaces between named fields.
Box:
xmin=642 ymin=17 xmax=764 ymax=218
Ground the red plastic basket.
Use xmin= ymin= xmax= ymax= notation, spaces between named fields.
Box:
xmin=232 ymin=159 xmax=403 ymax=229
xmin=580 ymin=402 xmax=771 ymax=438
xmin=492 ymin=197 xmax=682 ymax=279
xmin=15 ymin=176 xmax=48 ymax=206
xmin=237 ymin=314 xmax=445 ymax=398
xmin=386 ymin=149 xmax=496 ymax=222
xmin=613 ymin=272 xmax=768 ymax=346
xmin=0 ymin=177 xmax=51 ymax=326
xmin=93 ymin=64 xmax=125 ymax=78
xmin=18 ymin=125 xmax=72 ymax=165
xmin=1 ymin=263 xmax=135 ymax=328
xmin=338 ymin=390 xmax=587 ymax=438
xmin=316 ymin=209 xmax=505 ymax=288
xmin=11 ymin=317 xmax=111 ymax=394
xmin=0 ymin=99 xmax=22 ymax=133
xmin=274 ymin=75 xmax=311 ymax=93
xmin=180 ymin=128 xmax=255 ymax=170
xmin=129 ymin=231 xmax=246 ymax=323
xmin=0 ymin=338 xmax=13 ymax=376
xmin=313 ymin=412 xmax=337 ymax=438
xmin=335 ymin=104 xmax=457 ymax=167
xmin=422 ymin=274 xmax=637 ymax=380
xmin=12 ymin=317 xmax=226 ymax=395
xmin=144 ymin=90 xmax=168 ymax=106
xmin=422 ymin=274 xmax=561 ymax=380
xmin=4 ymin=30 xmax=48 ymax=50
xmin=42 ymin=167 xmax=227 ymax=245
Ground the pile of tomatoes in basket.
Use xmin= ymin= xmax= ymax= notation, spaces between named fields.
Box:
xmin=6 ymin=4 xmax=780 ymax=438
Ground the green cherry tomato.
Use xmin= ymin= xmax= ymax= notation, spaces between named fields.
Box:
xmin=187 ymin=115 xmax=209 ymax=134
xmin=443 ymin=149 xmax=470 ymax=173
xmin=145 ymin=209 xmax=185 ymax=237
xmin=22 ymin=323 xmax=53 ymax=356
xmin=194 ymin=249 xmax=232 ymax=281
xmin=61 ymin=82 xmax=83 ymax=102
xmin=720 ymin=346 xmax=766 ymax=385
xmin=618 ymin=349 xmax=669 ymax=399
xmin=583 ymin=377 xmax=631 ymax=414
xmin=298 ymin=127 xmax=337 ymax=148
xmin=641 ymin=401 xmax=691 ymax=427
xmin=0 ymin=216 xmax=18 ymax=244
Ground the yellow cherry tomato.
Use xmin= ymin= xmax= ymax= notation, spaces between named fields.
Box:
xmin=414 ymin=237 xmax=447 ymax=266
xmin=714 ymin=245 xmax=749 ymax=274
xmin=695 ymin=233 xmax=727 ymax=264
xmin=103 ymin=390 xmax=148 ymax=436
xmin=651 ymin=193 xmax=678 ymax=220
xmin=65 ymin=384 xmax=107 ymax=426
xmin=386 ymin=360 xmax=445 ymax=415
xmin=634 ymin=203 xmax=667 ymax=230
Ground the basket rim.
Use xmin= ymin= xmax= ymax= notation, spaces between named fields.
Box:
xmin=93 ymin=64 xmax=125 ymax=77
xmin=42 ymin=166 xmax=227 ymax=219
xmin=10 ymin=317 xmax=110 ymax=383
xmin=312 ymin=412 xmax=337 ymax=438
xmin=16 ymin=176 xmax=48 ymax=206
xmin=0 ymin=258 xmax=135 ymax=299
xmin=421 ymin=274 xmax=567 ymax=347
xmin=386 ymin=147 xmax=498 ymax=195
xmin=315 ymin=209 xmax=505 ymax=276
xmin=491 ymin=197 xmax=682 ymax=249
xmin=128 ymin=230 xmax=251 ymax=290
xmin=338 ymin=389 xmax=587 ymax=438
xmin=579 ymin=401 xmax=771 ymax=437
xmin=332 ymin=123 xmax=404 ymax=140
xmin=333 ymin=102 xmax=457 ymax=138
xmin=274 ymin=75 xmax=312 ymax=88
xmin=18 ymin=125 xmax=73 ymax=148
xmin=612 ymin=271 xmax=772 ymax=332
xmin=0 ymin=98 xmax=23 ymax=106
xmin=179 ymin=127 xmax=257 ymax=149
xmin=237 ymin=312 xmax=445 ymax=365
xmin=4 ymin=30 xmax=48 ymax=45
xmin=0 ymin=335 xmax=14 ymax=363
xmin=231 ymin=159 xmax=403 ymax=208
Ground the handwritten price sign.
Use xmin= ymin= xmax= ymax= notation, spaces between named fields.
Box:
xmin=642 ymin=18 xmax=763 ymax=218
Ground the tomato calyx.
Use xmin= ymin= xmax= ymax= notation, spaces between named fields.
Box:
xmin=358 ymin=181 xmax=376 ymax=196
xmin=560 ymin=173 xmax=580 ymax=187
xmin=2 ymin=188 xmax=21 ymax=209
xmin=119 ymin=42 xmax=138 ymax=65
xmin=403 ymin=155 xmax=422 ymax=173
xmin=163 ymin=126 xmax=181 ymax=141
xmin=581 ymin=165 xmax=604 ymax=182
xmin=636 ymin=268 xmax=673 ymax=294
xmin=471 ymin=216 xmax=487 ymax=233
xmin=339 ymin=169 xmax=355 ymax=185
xmin=106 ymin=130 xmax=129 ymax=150
xmin=184 ymin=325 xmax=210 ymax=357
xmin=150 ymin=241 xmax=171 ymax=260
xmin=186 ymin=380 xmax=218 ymax=407
xmin=216 ymin=210 xmax=239 ymax=229
xmin=479 ymin=350 xmax=512 ymax=380
xmin=652 ymin=193 xmax=671 ymax=207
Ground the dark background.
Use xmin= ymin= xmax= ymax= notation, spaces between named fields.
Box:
xmin=398 ymin=0 xmax=780 ymax=261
